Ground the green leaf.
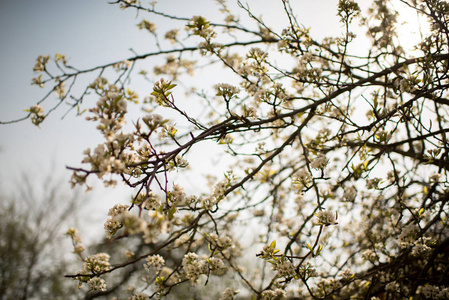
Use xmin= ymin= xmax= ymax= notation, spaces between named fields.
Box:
xmin=418 ymin=208 xmax=425 ymax=216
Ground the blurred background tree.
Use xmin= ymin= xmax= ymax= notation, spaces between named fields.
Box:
xmin=0 ymin=173 xmax=84 ymax=300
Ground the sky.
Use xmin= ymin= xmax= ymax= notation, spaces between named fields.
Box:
xmin=0 ymin=0 xmax=140 ymax=179
xmin=0 ymin=0 xmax=424 ymax=230
xmin=0 ymin=0 xmax=342 ymax=192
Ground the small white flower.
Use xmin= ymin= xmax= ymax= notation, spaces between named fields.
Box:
xmin=272 ymin=259 xmax=296 ymax=278
xmin=310 ymin=153 xmax=328 ymax=169
xmin=260 ymin=289 xmax=286 ymax=299
xmin=144 ymin=254 xmax=165 ymax=273
xmin=214 ymin=83 xmax=240 ymax=98
xmin=314 ymin=210 xmax=338 ymax=226
xmin=361 ymin=249 xmax=377 ymax=262
xmin=219 ymin=288 xmax=239 ymax=300
xmin=343 ymin=186 xmax=356 ymax=202
xmin=411 ymin=243 xmax=431 ymax=256
xmin=88 ymin=277 xmax=107 ymax=291
xmin=182 ymin=252 xmax=208 ymax=284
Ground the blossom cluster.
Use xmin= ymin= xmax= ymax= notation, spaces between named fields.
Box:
xmin=417 ymin=285 xmax=449 ymax=299
xmin=260 ymin=289 xmax=286 ymax=300
xmin=181 ymin=253 xmax=210 ymax=284
xmin=144 ymin=254 xmax=165 ymax=274
xmin=219 ymin=288 xmax=239 ymax=300
xmin=314 ymin=210 xmax=338 ymax=226
xmin=186 ymin=16 xmax=216 ymax=39
xmin=272 ymin=258 xmax=296 ymax=278
xmin=65 ymin=227 xmax=85 ymax=256
xmin=104 ymin=204 xmax=129 ymax=238
xmin=87 ymin=277 xmax=107 ymax=292
xmin=314 ymin=278 xmax=343 ymax=297
xmin=310 ymin=153 xmax=328 ymax=169
xmin=82 ymin=253 xmax=111 ymax=274
xmin=292 ymin=169 xmax=312 ymax=192
xmin=28 ymin=105 xmax=45 ymax=126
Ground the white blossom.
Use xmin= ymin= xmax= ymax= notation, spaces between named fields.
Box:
xmin=144 ymin=254 xmax=165 ymax=273
xmin=182 ymin=252 xmax=208 ymax=284
xmin=260 ymin=289 xmax=286 ymax=299
xmin=342 ymin=186 xmax=356 ymax=202
xmin=87 ymin=277 xmax=107 ymax=291
xmin=314 ymin=210 xmax=338 ymax=226
xmin=272 ymin=259 xmax=296 ymax=278
xmin=219 ymin=288 xmax=239 ymax=300
xmin=310 ymin=153 xmax=328 ymax=169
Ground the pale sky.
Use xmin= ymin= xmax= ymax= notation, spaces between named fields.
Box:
xmin=0 ymin=0 xmax=343 ymax=193
xmin=0 ymin=0 xmax=143 ymax=187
